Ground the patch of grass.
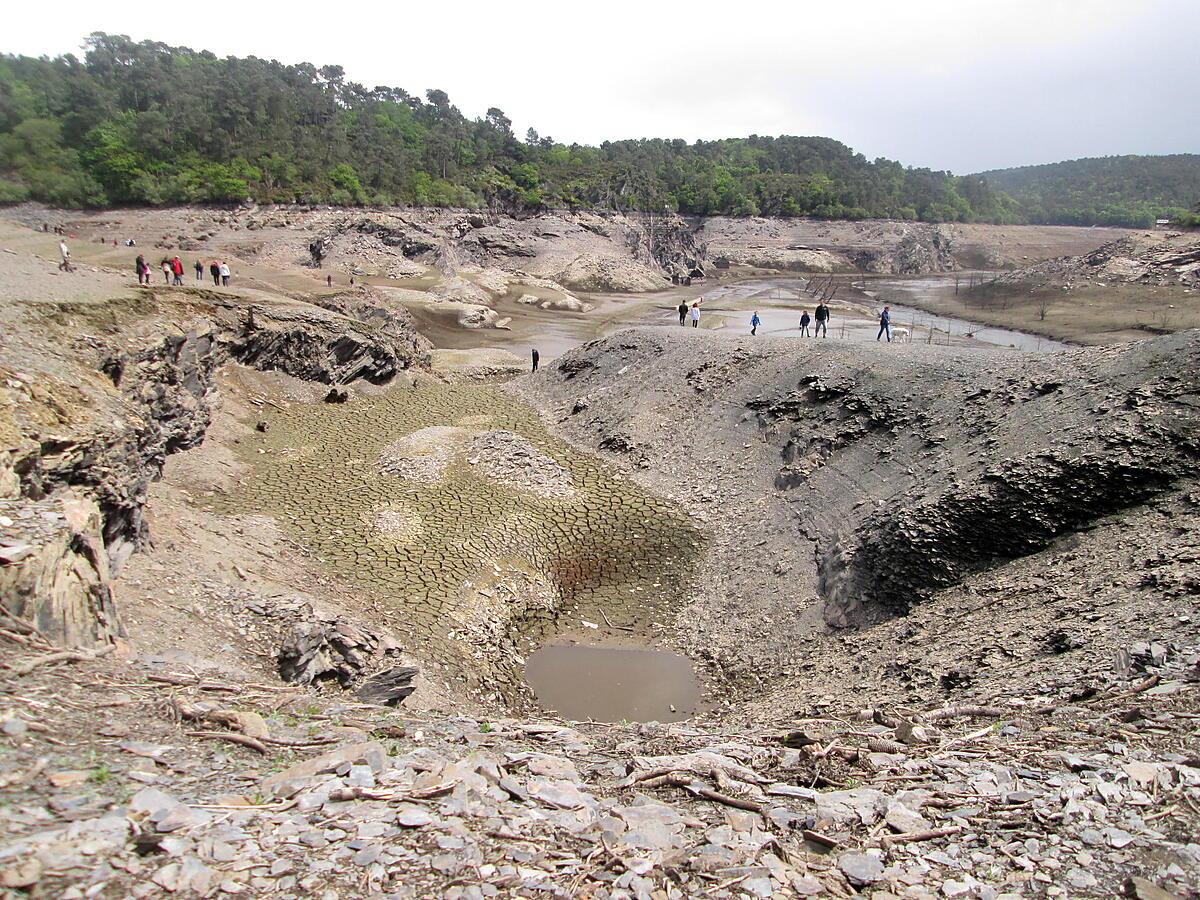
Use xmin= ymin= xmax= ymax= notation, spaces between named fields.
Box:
xmin=265 ymin=751 xmax=297 ymax=773
xmin=90 ymin=765 xmax=112 ymax=785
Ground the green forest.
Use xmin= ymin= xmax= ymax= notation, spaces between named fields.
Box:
xmin=0 ymin=35 xmax=1195 ymax=227
xmin=975 ymin=155 xmax=1200 ymax=228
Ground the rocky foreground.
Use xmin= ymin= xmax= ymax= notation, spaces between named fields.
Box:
xmin=2 ymin=614 xmax=1197 ymax=899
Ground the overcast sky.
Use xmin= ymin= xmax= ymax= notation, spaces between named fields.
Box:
xmin=5 ymin=0 xmax=1197 ymax=173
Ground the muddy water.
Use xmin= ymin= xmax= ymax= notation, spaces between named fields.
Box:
xmin=861 ymin=274 xmax=1067 ymax=350
xmin=665 ymin=276 xmax=1066 ymax=351
xmin=525 ymin=643 xmax=699 ymax=723
xmin=217 ymin=383 xmax=702 ymax=702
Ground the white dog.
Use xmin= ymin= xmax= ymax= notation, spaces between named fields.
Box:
xmin=891 ymin=325 xmax=911 ymax=342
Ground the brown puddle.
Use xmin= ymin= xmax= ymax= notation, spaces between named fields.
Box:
xmin=524 ymin=643 xmax=700 ymax=723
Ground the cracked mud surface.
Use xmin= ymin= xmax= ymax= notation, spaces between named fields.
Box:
xmin=215 ymin=383 xmax=702 ymax=699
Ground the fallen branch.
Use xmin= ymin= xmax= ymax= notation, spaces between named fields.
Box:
xmin=883 ymin=825 xmax=963 ymax=849
xmin=598 ymin=609 xmax=635 ymax=633
xmin=186 ymin=730 xmax=268 ymax=755
xmin=802 ymin=829 xmax=843 ymax=849
xmin=8 ymin=644 xmax=114 ymax=676
xmin=1088 ymin=674 xmax=1161 ymax=706
xmin=149 ymin=674 xmax=240 ymax=692
xmin=259 ymin=736 xmax=338 ymax=748
xmin=639 ymin=772 xmax=765 ymax=815
xmin=925 ymin=705 xmax=1004 ymax=722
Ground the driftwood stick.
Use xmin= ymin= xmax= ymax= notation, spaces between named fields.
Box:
xmin=883 ymin=825 xmax=963 ymax=849
xmin=186 ymin=730 xmax=269 ymax=755
xmin=925 ymin=705 xmax=1004 ymax=722
xmin=639 ymin=773 xmax=765 ymax=815
xmin=1083 ymin=674 xmax=1160 ymax=707
xmin=802 ymin=829 xmax=843 ymax=849
xmin=8 ymin=644 xmax=115 ymax=676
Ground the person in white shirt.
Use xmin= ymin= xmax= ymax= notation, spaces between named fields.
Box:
xmin=689 ymin=302 xmax=701 ymax=328
xmin=219 ymin=261 xmax=231 ymax=286
xmin=58 ymin=240 xmax=71 ymax=271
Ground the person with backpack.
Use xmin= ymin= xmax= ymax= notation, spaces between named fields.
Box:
xmin=814 ymin=301 xmax=830 ymax=337
xmin=798 ymin=310 xmax=811 ymax=337
xmin=877 ymin=306 xmax=892 ymax=342
xmin=750 ymin=311 xmax=761 ymax=336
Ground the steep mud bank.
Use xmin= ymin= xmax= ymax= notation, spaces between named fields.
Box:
xmin=519 ymin=327 xmax=1200 ymax=674
xmin=216 ymin=383 xmax=702 ymax=704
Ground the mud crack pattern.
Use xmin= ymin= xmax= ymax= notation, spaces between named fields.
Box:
xmin=217 ymin=384 xmax=701 ymax=689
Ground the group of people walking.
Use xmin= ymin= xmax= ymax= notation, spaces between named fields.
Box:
xmin=677 ymin=297 xmax=891 ymax=341
xmin=134 ymin=255 xmax=231 ymax=286
xmin=748 ymin=301 xmax=832 ymax=337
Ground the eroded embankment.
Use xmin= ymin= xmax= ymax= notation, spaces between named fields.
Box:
xmin=0 ymin=285 xmax=429 ymax=647
xmin=518 ymin=327 xmax=1200 ymax=677
xmin=215 ymin=383 xmax=702 ymax=703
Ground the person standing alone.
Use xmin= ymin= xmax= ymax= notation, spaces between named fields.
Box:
xmin=814 ymin=301 xmax=829 ymax=337
xmin=750 ymin=311 xmax=761 ymax=335
xmin=531 ymin=348 xmax=540 ymax=372
xmin=58 ymin=240 xmax=71 ymax=272
xmin=877 ymin=306 xmax=892 ymax=342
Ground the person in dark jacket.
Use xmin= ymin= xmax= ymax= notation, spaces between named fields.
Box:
xmin=814 ymin=302 xmax=830 ymax=337
xmin=531 ymin=348 xmax=540 ymax=372
xmin=209 ymin=262 xmax=220 ymax=286
xmin=877 ymin=306 xmax=892 ymax=342
xmin=798 ymin=310 xmax=811 ymax=337
xmin=194 ymin=259 xmax=203 ymax=280
xmin=677 ymin=299 xmax=688 ymax=326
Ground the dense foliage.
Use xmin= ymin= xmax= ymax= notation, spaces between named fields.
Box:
xmin=0 ymin=35 xmax=1191 ymax=227
xmin=0 ymin=34 xmax=1023 ymax=221
xmin=975 ymin=155 xmax=1200 ymax=228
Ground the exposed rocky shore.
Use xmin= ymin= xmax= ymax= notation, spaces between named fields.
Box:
xmin=2 ymin=213 xmax=1197 ymax=898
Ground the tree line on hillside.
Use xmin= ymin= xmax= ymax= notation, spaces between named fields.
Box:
xmin=975 ymin=155 xmax=1200 ymax=229
xmin=0 ymin=35 xmax=1193 ymax=227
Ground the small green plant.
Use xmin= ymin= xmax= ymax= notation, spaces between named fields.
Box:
xmin=90 ymin=765 xmax=112 ymax=785
xmin=479 ymin=723 xmax=493 ymax=733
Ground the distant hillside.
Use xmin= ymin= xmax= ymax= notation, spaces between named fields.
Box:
xmin=1 ymin=34 xmax=1012 ymax=222
xmin=976 ymin=155 xmax=1200 ymax=228
xmin=0 ymin=34 xmax=1191 ymax=228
